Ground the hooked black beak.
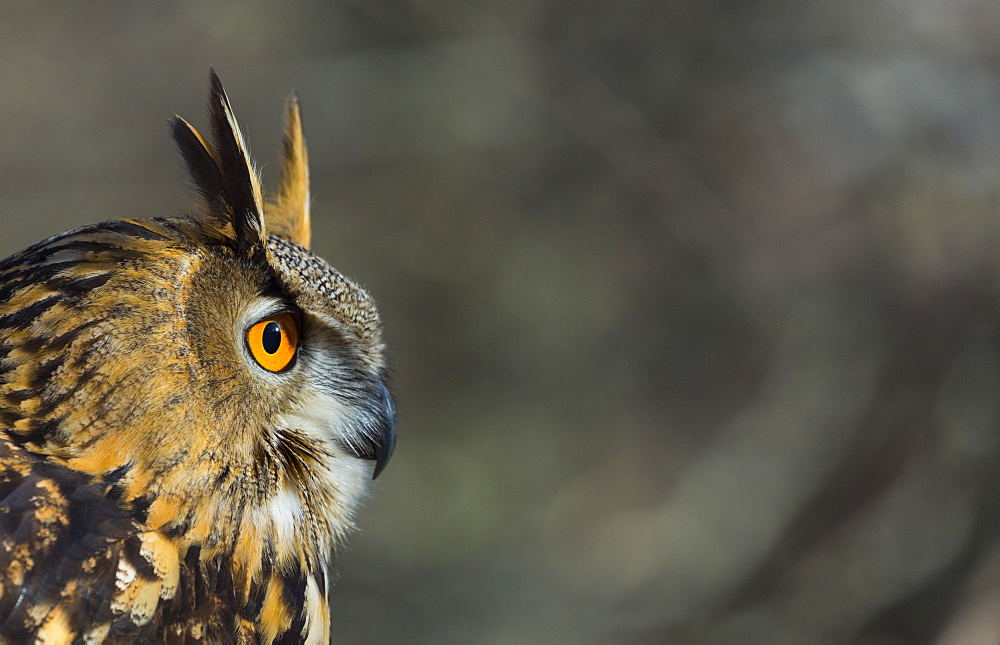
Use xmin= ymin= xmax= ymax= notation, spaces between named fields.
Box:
xmin=350 ymin=382 xmax=396 ymax=479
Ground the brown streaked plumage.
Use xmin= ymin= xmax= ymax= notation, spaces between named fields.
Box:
xmin=0 ymin=70 xmax=396 ymax=643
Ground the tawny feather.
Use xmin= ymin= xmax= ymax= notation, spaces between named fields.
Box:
xmin=266 ymin=95 xmax=312 ymax=249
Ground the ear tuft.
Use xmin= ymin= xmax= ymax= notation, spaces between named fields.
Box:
xmin=172 ymin=70 xmax=267 ymax=256
xmin=207 ymin=69 xmax=267 ymax=256
xmin=171 ymin=115 xmax=224 ymax=219
xmin=265 ymin=94 xmax=311 ymax=249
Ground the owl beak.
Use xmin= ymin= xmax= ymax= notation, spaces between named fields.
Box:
xmin=354 ymin=382 xmax=396 ymax=479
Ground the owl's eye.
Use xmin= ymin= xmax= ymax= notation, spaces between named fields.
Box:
xmin=247 ymin=312 xmax=299 ymax=372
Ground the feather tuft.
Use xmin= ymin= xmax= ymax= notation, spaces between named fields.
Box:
xmin=265 ymin=94 xmax=311 ymax=249
xmin=171 ymin=70 xmax=267 ymax=256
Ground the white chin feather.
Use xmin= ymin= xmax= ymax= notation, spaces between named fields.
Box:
xmin=274 ymin=391 xmax=375 ymax=536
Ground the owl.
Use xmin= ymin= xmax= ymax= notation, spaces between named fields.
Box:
xmin=0 ymin=71 xmax=396 ymax=643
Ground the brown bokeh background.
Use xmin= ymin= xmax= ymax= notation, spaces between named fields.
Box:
xmin=4 ymin=2 xmax=1000 ymax=642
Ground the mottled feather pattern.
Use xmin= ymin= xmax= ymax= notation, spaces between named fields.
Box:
xmin=0 ymin=439 xmax=240 ymax=642
xmin=0 ymin=72 xmax=395 ymax=642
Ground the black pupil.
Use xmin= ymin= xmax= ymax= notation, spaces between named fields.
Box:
xmin=261 ymin=322 xmax=282 ymax=354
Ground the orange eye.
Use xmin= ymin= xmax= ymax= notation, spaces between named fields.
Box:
xmin=247 ymin=312 xmax=299 ymax=372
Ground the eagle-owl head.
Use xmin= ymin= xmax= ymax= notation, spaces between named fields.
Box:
xmin=0 ymin=71 xmax=396 ymax=566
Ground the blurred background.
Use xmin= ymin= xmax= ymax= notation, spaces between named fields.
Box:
xmin=3 ymin=2 xmax=1000 ymax=642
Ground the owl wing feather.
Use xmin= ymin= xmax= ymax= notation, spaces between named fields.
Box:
xmin=0 ymin=437 xmax=246 ymax=643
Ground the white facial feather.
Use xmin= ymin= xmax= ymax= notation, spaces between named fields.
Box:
xmin=273 ymin=391 xmax=374 ymax=539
